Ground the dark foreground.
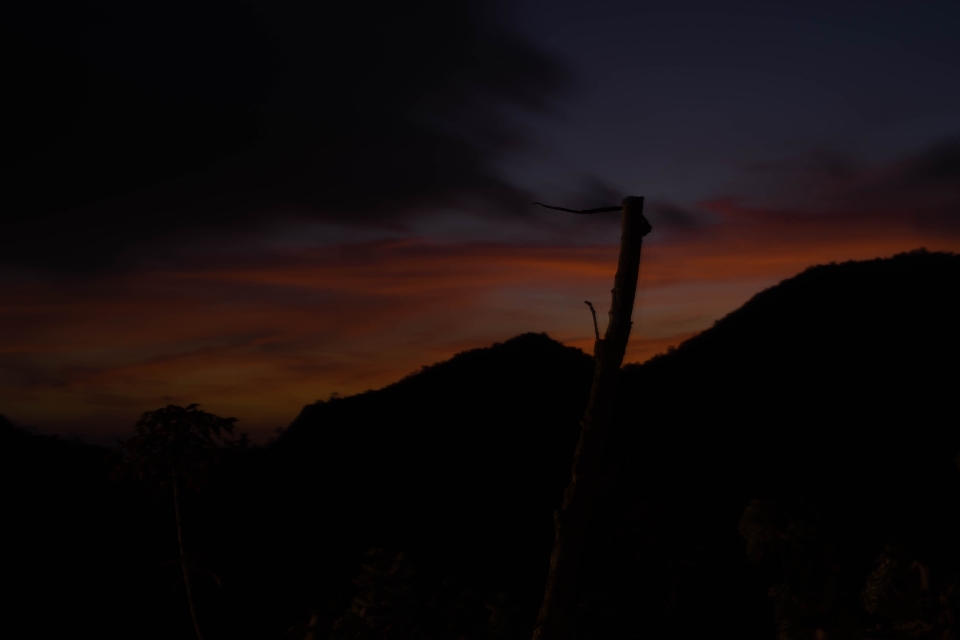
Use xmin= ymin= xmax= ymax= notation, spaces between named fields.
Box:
xmin=5 ymin=249 xmax=959 ymax=639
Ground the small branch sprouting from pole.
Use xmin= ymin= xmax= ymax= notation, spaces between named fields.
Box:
xmin=584 ymin=301 xmax=599 ymax=342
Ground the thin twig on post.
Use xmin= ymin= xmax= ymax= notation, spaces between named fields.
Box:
xmin=532 ymin=196 xmax=651 ymax=640
xmin=584 ymin=301 xmax=600 ymax=342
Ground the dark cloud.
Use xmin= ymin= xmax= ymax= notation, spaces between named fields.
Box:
xmin=901 ymin=139 xmax=960 ymax=184
xmin=886 ymin=139 xmax=960 ymax=234
xmin=886 ymin=138 xmax=960 ymax=213
xmin=646 ymin=203 xmax=707 ymax=232
xmin=552 ymin=175 xmax=625 ymax=211
xmin=735 ymin=137 xmax=960 ymax=231
xmin=2 ymin=1 xmax=566 ymax=269
xmin=820 ymin=138 xmax=960 ymax=231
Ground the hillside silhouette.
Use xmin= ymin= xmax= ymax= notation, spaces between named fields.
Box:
xmin=587 ymin=249 xmax=960 ymax=638
xmin=5 ymin=249 xmax=959 ymax=639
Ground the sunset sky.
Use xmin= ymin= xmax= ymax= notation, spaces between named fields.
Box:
xmin=3 ymin=0 xmax=959 ymax=442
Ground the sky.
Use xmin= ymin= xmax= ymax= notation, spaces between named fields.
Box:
xmin=2 ymin=0 xmax=959 ymax=442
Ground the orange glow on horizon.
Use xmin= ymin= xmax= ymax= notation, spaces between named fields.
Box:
xmin=2 ymin=203 xmax=958 ymax=442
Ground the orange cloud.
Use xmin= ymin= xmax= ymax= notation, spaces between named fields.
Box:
xmin=1 ymin=201 xmax=957 ymax=442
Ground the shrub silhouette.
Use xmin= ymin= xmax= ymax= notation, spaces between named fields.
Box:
xmin=298 ymin=548 xmax=519 ymax=640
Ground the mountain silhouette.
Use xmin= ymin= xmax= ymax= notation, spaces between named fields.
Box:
xmin=264 ymin=333 xmax=595 ymax=628
xmin=595 ymin=248 xmax=960 ymax=638
xmin=5 ymin=249 xmax=958 ymax=639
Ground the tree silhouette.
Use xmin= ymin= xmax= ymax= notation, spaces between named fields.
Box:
xmin=302 ymin=548 xmax=515 ymax=640
xmin=114 ymin=404 xmax=245 ymax=640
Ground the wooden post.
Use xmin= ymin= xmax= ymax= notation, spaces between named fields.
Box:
xmin=532 ymin=196 xmax=650 ymax=640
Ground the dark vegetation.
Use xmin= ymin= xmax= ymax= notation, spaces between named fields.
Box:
xmin=5 ymin=249 xmax=959 ymax=639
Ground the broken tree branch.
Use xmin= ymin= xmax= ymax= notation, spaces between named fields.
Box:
xmin=531 ymin=202 xmax=623 ymax=214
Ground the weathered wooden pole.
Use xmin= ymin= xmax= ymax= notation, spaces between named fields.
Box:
xmin=532 ymin=195 xmax=651 ymax=640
